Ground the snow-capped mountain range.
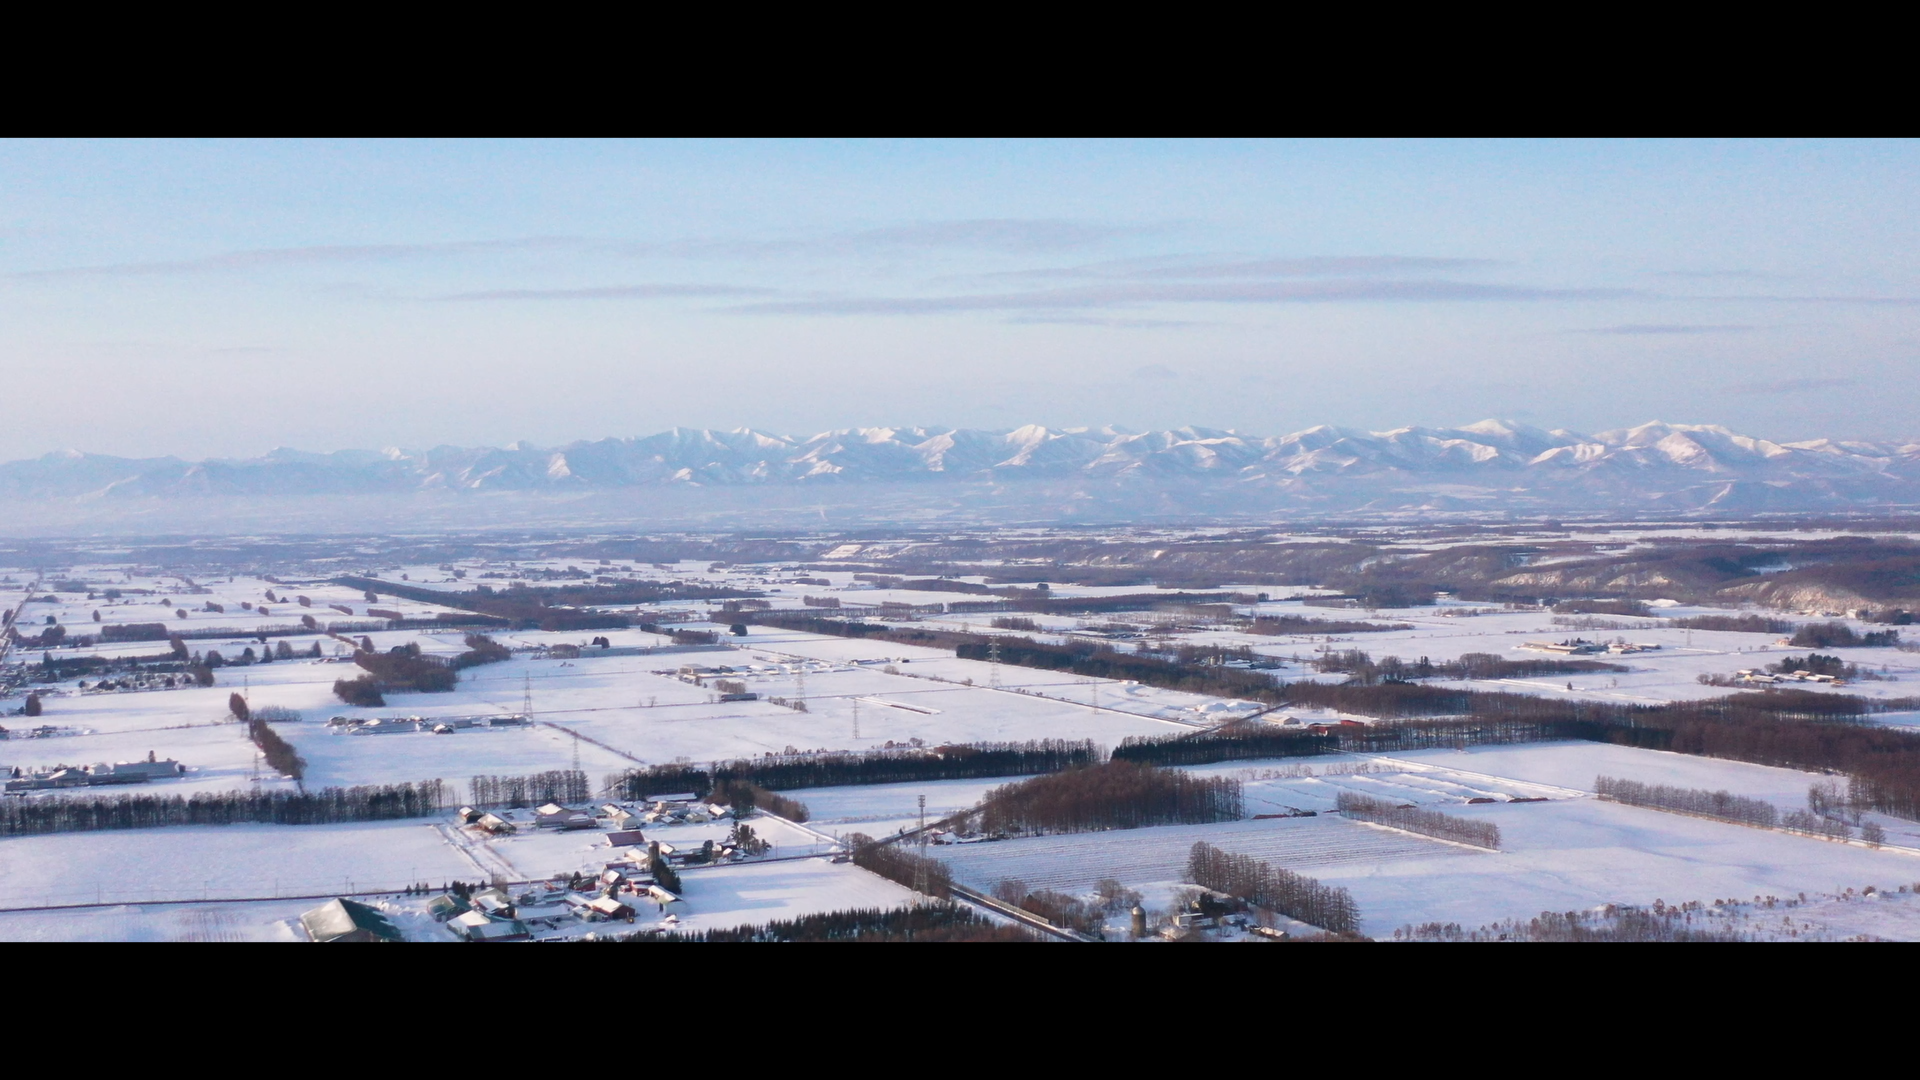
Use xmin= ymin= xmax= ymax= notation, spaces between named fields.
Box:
xmin=6 ymin=421 xmax=1920 ymax=517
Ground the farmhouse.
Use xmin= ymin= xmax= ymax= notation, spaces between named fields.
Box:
xmin=1520 ymin=639 xmax=1605 ymax=655
xmin=535 ymin=803 xmax=595 ymax=830
xmin=449 ymin=909 xmax=531 ymax=942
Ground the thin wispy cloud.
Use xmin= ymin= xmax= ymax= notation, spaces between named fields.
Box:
xmin=971 ymin=254 xmax=1497 ymax=285
xmin=432 ymin=284 xmax=775 ymax=301
xmin=1727 ymin=377 xmax=1857 ymax=395
xmin=1003 ymin=314 xmax=1200 ymax=329
xmin=730 ymin=279 xmax=1640 ymax=316
xmin=842 ymin=219 xmax=1142 ymax=253
xmin=644 ymin=219 xmax=1152 ymax=261
xmin=7 ymin=219 xmax=1143 ymax=281
xmin=1695 ymin=293 xmax=1920 ymax=306
xmin=8 ymin=238 xmax=583 ymax=280
xmin=1576 ymin=324 xmax=1755 ymax=335
xmin=1652 ymin=269 xmax=1775 ymax=280
xmin=998 ymin=253 xmax=1505 ymax=282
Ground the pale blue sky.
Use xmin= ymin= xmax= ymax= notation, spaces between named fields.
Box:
xmin=4 ymin=139 xmax=1917 ymax=460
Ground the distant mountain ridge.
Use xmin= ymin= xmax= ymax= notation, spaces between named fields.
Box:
xmin=6 ymin=421 xmax=1920 ymax=517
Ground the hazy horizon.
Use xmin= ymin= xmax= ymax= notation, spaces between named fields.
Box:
xmin=6 ymin=139 xmax=1920 ymax=463
xmin=5 ymin=414 xmax=1915 ymax=464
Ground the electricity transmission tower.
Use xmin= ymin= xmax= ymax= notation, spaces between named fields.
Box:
xmin=522 ymin=673 xmax=533 ymax=719
xmin=851 ymin=695 xmax=860 ymax=741
xmin=795 ymin=663 xmax=807 ymax=708
xmin=913 ymin=794 xmax=929 ymax=896
xmin=987 ymin=638 xmax=1002 ymax=689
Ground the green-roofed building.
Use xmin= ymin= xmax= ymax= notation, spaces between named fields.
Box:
xmin=300 ymin=898 xmax=404 ymax=943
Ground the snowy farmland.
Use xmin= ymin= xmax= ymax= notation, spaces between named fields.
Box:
xmin=768 ymin=741 xmax=1920 ymax=939
xmin=5 ymin=536 xmax=1920 ymax=942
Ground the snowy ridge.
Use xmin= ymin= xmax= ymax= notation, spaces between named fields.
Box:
xmin=5 ymin=420 xmax=1920 ymax=515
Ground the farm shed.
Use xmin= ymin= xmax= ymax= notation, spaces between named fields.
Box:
xmin=301 ymin=898 xmax=403 ymax=943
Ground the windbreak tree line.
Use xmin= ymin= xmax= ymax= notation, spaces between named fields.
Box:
xmin=706 ymin=780 xmax=810 ymax=823
xmin=248 ymin=718 xmax=306 ymax=781
xmin=847 ymin=832 xmax=952 ymax=899
xmin=1187 ymin=841 xmax=1359 ymax=935
xmin=773 ymin=603 xmax=1920 ymax=821
xmin=1246 ymin=615 xmax=1413 ymax=635
xmin=0 ymin=780 xmax=447 ymax=836
xmin=612 ymin=740 xmax=1098 ymax=801
xmin=353 ymin=642 xmax=455 ymax=692
xmin=977 ymin=762 xmax=1242 ymax=834
xmin=1005 ymin=591 xmax=1263 ymax=615
xmin=331 ymin=634 xmax=512 ymax=706
xmin=467 ymin=769 xmax=589 ymax=808
xmin=1315 ymin=650 xmax=1626 ymax=683
xmin=1670 ymin=613 xmax=1797 ymax=634
xmin=989 ymin=880 xmax=1109 ymax=936
xmin=1114 ymin=728 xmax=1334 ymax=767
xmin=1789 ymin=621 xmax=1902 ymax=648
xmin=1594 ymin=775 xmax=1779 ymax=827
xmin=955 ymin=635 xmax=1281 ymax=699
xmin=1334 ymin=791 xmax=1500 ymax=849
xmin=1399 ymin=906 xmax=1745 ymax=942
xmin=626 ymin=904 xmax=1027 ymax=942
xmin=449 ymin=633 xmax=511 ymax=670
xmin=334 ymin=575 xmax=754 ymax=631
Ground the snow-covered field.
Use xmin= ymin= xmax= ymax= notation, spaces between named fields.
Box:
xmin=5 ymin=547 xmax=1920 ymax=941
xmin=0 ymin=819 xmax=472 ymax=908
xmin=917 ymin=743 xmax=1920 ymax=938
xmin=934 ymin=815 xmax=1471 ymax=896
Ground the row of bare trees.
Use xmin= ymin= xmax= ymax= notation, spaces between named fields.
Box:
xmin=248 ymin=718 xmax=306 ymax=781
xmin=1397 ymin=905 xmax=1742 ymax=942
xmin=1335 ymin=791 xmax=1501 ymax=849
xmin=977 ymin=762 xmax=1241 ymax=834
xmin=1594 ymin=775 xmax=1778 ymax=827
xmin=706 ymin=780 xmax=811 ymax=822
xmin=0 ymin=780 xmax=446 ymax=835
xmin=1186 ymin=841 xmax=1359 ymax=934
xmin=632 ymin=903 xmax=1024 ymax=942
xmin=847 ymin=833 xmax=952 ymax=898
xmin=467 ymin=770 xmax=589 ymax=808
xmin=613 ymin=740 xmax=1100 ymax=801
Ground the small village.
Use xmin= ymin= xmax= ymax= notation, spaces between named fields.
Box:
xmin=290 ymin=793 xmax=807 ymax=942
